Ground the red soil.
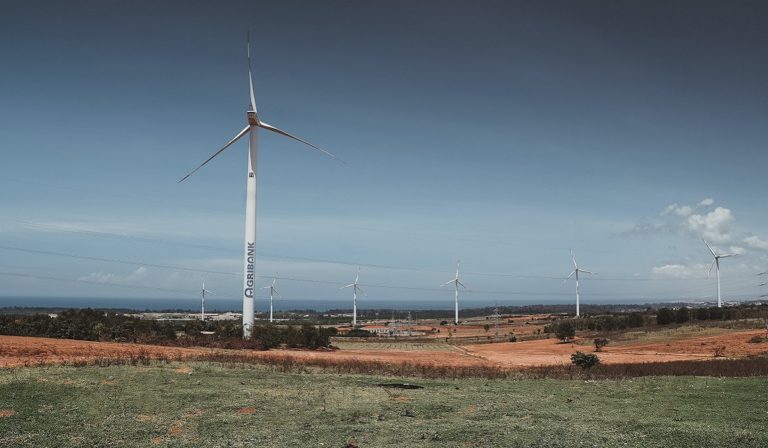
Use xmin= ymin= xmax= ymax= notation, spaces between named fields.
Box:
xmin=1 ymin=329 xmax=766 ymax=370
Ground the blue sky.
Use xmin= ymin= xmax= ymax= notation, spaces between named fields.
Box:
xmin=1 ymin=1 xmax=767 ymax=309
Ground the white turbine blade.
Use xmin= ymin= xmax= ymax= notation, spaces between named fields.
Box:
xmin=258 ymin=121 xmax=344 ymax=163
xmin=261 ymin=284 xmax=271 ymax=290
xmin=340 ymin=283 xmax=355 ymax=289
xmin=179 ymin=126 xmax=251 ymax=182
xmin=702 ymin=238 xmax=717 ymax=257
xmin=719 ymin=253 xmax=738 ymax=258
xmin=356 ymin=285 xmax=366 ymax=296
xmin=579 ymin=269 xmax=596 ymax=275
xmin=273 ymin=287 xmax=281 ymax=298
xmin=203 ymin=289 xmax=214 ymax=295
xmin=247 ymin=32 xmax=257 ymax=114
xmin=566 ymin=270 xmax=575 ymax=281
xmin=456 ymin=279 xmax=467 ymax=289
xmin=441 ymin=280 xmax=454 ymax=287
xmin=707 ymin=259 xmax=716 ymax=277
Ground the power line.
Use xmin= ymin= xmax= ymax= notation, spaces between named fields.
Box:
xmin=3 ymin=223 xmax=764 ymax=282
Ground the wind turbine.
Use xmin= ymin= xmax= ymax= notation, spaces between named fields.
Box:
xmin=565 ymin=250 xmax=595 ymax=318
xmin=261 ymin=274 xmax=280 ymax=323
xmin=703 ymin=238 xmax=738 ymax=308
xmin=199 ymin=282 xmax=214 ymax=321
xmin=179 ymin=34 xmax=341 ymax=338
xmin=442 ymin=262 xmax=466 ymax=325
xmin=340 ymin=267 xmax=365 ymax=327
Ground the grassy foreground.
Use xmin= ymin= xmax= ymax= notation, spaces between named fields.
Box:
xmin=1 ymin=363 xmax=766 ymax=447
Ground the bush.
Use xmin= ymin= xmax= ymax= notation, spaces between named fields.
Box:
xmin=555 ymin=321 xmax=576 ymax=341
xmin=571 ymin=351 xmax=600 ymax=369
xmin=656 ymin=308 xmax=675 ymax=325
xmin=675 ymin=307 xmax=690 ymax=324
xmin=593 ymin=338 xmax=609 ymax=352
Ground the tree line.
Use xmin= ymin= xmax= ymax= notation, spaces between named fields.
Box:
xmin=0 ymin=309 xmax=336 ymax=350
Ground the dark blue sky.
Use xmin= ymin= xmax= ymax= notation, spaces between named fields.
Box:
xmin=1 ymin=1 xmax=767 ymax=308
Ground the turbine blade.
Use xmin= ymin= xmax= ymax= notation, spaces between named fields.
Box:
xmin=702 ymin=238 xmax=716 ymax=257
xmin=719 ymin=254 xmax=738 ymax=258
xmin=356 ymin=285 xmax=366 ymax=296
xmin=258 ymin=121 xmax=344 ymax=163
xmin=707 ymin=259 xmax=716 ymax=277
xmin=579 ymin=269 xmax=595 ymax=275
xmin=441 ymin=280 xmax=454 ymax=287
xmin=178 ymin=126 xmax=251 ymax=182
xmin=273 ymin=288 xmax=281 ymax=298
xmin=340 ymin=283 xmax=354 ymax=289
xmin=456 ymin=279 xmax=467 ymax=289
xmin=247 ymin=32 xmax=257 ymax=114
xmin=566 ymin=270 xmax=575 ymax=280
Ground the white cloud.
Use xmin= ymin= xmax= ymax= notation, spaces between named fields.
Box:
xmin=699 ymin=198 xmax=714 ymax=207
xmin=661 ymin=203 xmax=694 ymax=217
xmin=744 ymin=235 xmax=768 ymax=251
xmin=79 ymin=266 xmax=148 ymax=284
xmin=652 ymin=263 xmax=708 ymax=279
xmin=686 ymin=207 xmax=734 ymax=243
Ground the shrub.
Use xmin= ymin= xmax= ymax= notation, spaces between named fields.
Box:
xmin=571 ymin=351 xmax=600 ymax=369
xmin=656 ymin=308 xmax=675 ymax=325
xmin=593 ymin=338 xmax=609 ymax=352
xmin=675 ymin=307 xmax=690 ymax=324
xmin=555 ymin=321 xmax=576 ymax=341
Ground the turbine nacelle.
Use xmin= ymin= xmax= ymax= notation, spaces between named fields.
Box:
xmin=247 ymin=111 xmax=260 ymax=126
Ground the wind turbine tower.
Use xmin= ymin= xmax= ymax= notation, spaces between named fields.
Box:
xmin=341 ymin=267 xmax=365 ymax=327
xmin=179 ymin=34 xmax=341 ymax=338
xmin=199 ymin=282 xmax=213 ymax=321
xmin=261 ymin=274 xmax=280 ymax=323
xmin=703 ymin=239 xmax=738 ymax=308
xmin=442 ymin=262 xmax=467 ymax=325
xmin=565 ymin=251 xmax=595 ymax=318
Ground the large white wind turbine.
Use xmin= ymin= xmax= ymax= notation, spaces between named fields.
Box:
xmin=179 ymin=34 xmax=341 ymax=338
xmin=703 ymin=238 xmax=738 ymax=308
xmin=340 ymin=267 xmax=365 ymax=327
xmin=565 ymin=250 xmax=595 ymax=318
xmin=199 ymin=281 xmax=214 ymax=321
xmin=442 ymin=262 xmax=466 ymax=325
xmin=261 ymin=274 xmax=280 ymax=323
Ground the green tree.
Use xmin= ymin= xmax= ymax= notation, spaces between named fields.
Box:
xmin=656 ymin=308 xmax=675 ymax=325
xmin=675 ymin=307 xmax=690 ymax=324
xmin=555 ymin=321 xmax=576 ymax=341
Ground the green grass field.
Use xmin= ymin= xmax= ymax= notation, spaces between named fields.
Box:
xmin=1 ymin=362 xmax=766 ymax=447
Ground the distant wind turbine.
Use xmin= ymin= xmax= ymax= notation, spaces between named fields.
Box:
xmin=179 ymin=33 xmax=342 ymax=338
xmin=703 ymin=238 xmax=738 ymax=308
xmin=340 ymin=267 xmax=365 ymax=326
xmin=199 ymin=282 xmax=214 ymax=321
xmin=565 ymin=250 xmax=595 ymax=318
xmin=442 ymin=262 xmax=466 ymax=325
xmin=261 ymin=274 xmax=280 ymax=323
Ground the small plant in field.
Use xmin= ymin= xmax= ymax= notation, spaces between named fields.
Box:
xmin=748 ymin=335 xmax=768 ymax=344
xmin=713 ymin=345 xmax=726 ymax=357
xmin=593 ymin=338 xmax=609 ymax=352
xmin=571 ymin=351 xmax=600 ymax=369
xmin=483 ymin=324 xmax=490 ymax=333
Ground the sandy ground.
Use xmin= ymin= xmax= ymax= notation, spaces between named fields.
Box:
xmin=1 ymin=328 xmax=766 ymax=369
xmin=464 ymin=329 xmax=768 ymax=367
